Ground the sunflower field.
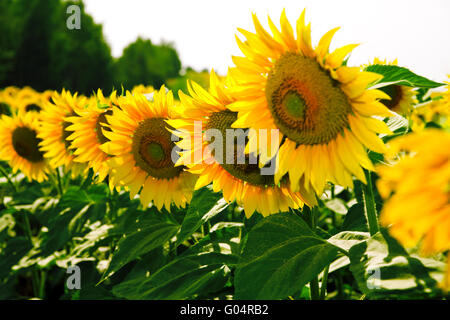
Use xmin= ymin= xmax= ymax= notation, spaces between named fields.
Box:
xmin=0 ymin=6 xmax=449 ymax=303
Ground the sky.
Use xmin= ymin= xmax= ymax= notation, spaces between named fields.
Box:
xmin=84 ymin=0 xmax=450 ymax=82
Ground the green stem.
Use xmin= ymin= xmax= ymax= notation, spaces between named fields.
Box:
xmin=38 ymin=270 xmax=46 ymax=299
xmin=0 ymin=165 xmax=17 ymax=193
xmin=55 ymin=167 xmax=64 ymax=196
xmin=309 ymin=206 xmax=320 ymax=300
xmin=310 ymin=277 xmax=320 ymax=300
xmin=362 ymin=170 xmax=379 ymax=236
xmin=320 ymin=265 xmax=329 ymax=300
xmin=23 ymin=212 xmax=40 ymax=298
xmin=336 ymin=270 xmax=344 ymax=299
xmin=108 ymin=187 xmax=117 ymax=222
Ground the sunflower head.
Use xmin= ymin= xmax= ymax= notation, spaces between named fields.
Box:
xmin=366 ymin=58 xmax=417 ymax=116
xmin=101 ymin=86 xmax=197 ymax=211
xmin=170 ymin=70 xmax=317 ymax=217
xmin=37 ymin=89 xmax=88 ymax=173
xmin=0 ymin=112 xmax=48 ymax=182
xmin=228 ymin=9 xmax=394 ymax=196
xmin=64 ymin=90 xmax=119 ymax=182
xmin=377 ymin=129 xmax=450 ymax=290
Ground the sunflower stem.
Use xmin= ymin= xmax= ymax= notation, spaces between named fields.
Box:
xmin=55 ymin=167 xmax=64 ymax=196
xmin=0 ymin=165 xmax=17 ymax=193
xmin=38 ymin=270 xmax=46 ymax=299
xmin=309 ymin=206 xmax=321 ymax=300
xmin=362 ymin=170 xmax=379 ymax=236
xmin=319 ymin=265 xmax=329 ymax=300
xmin=23 ymin=212 xmax=40 ymax=298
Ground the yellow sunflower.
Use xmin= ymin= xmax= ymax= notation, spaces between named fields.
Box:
xmin=65 ymin=90 xmax=118 ymax=182
xmin=228 ymin=10 xmax=393 ymax=197
xmin=100 ymin=86 xmax=197 ymax=211
xmin=0 ymin=86 xmax=20 ymax=116
xmin=0 ymin=112 xmax=48 ymax=182
xmin=37 ymin=89 xmax=87 ymax=174
xmin=377 ymin=129 xmax=450 ymax=290
xmin=367 ymin=58 xmax=416 ymax=116
xmin=169 ymin=71 xmax=316 ymax=217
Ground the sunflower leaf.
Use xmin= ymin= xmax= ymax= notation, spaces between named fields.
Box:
xmin=349 ymin=229 xmax=446 ymax=298
xmin=112 ymin=252 xmax=237 ymax=299
xmin=175 ymin=187 xmax=229 ymax=246
xmin=365 ymin=64 xmax=445 ymax=89
xmin=101 ymin=218 xmax=179 ymax=281
xmin=234 ymin=213 xmax=339 ymax=299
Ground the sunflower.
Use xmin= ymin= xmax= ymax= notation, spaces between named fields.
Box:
xmin=0 ymin=86 xmax=20 ymax=116
xmin=411 ymin=78 xmax=450 ymax=132
xmin=37 ymin=90 xmax=87 ymax=174
xmin=366 ymin=58 xmax=416 ymax=116
xmin=100 ymin=86 xmax=197 ymax=211
xmin=65 ymin=90 xmax=118 ymax=182
xmin=0 ymin=112 xmax=48 ymax=182
xmin=17 ymin=90 xmax=49 ymax=114
xmin=169 ymin=71 xmax=316 ymax=217
xmin=228 ymin=10 xmax=393 ymax=196
xmin=131 ymin=84 xmax=155 ymax=95
xmin=377 ymin=129 xmax=450 ymax=290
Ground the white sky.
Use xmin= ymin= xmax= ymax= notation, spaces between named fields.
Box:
xmin=84 ymin=0 xmax=450 ymax=82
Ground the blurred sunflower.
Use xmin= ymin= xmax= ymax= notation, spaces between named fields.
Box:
xmin=17 ymin=90 xmax=49 ymax=114
xmin=368 ymin=58 xmax=416 ymax=116
xmin=15 ymin=86 xmax=37 ymax=100
xmin=37 ymin=90 xmax=87 ymax=174
xmin=411 ymin=78 xmax=450 ymax=132
xmin=0 ymin=112 xmax=48 ymax=182
xmin=101 ymin=87 xmax=197 ymax=211
xmin=131 ymin=84 xmax=155 ymax=95
xmin=169 ymin=71 xmax=316 ymax=217
xmin=228 ymin=10 xmax=393 ymax=196
xmin=65 ymin=90 xmax=118 ymax=182
xmin=0 ymin=86 xmax=20 ymax=116
xmin=377 ymin=129 xmax=450 ymax=290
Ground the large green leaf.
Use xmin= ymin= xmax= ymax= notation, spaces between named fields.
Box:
xmin=182 ymin=222 xmax=244 ymax=256
xmin=349 ymin=230 xmax=446 ymax=298
xmin=0 ymin=237 xmax=32 ymax=279
xmin=234 ymin=213 xmax=339 ymax=299
xmin=102 ymin=217 xmax=179 ymax=280
xmin=176 ymin=187 xmax=228 ymax=246
xmin=341 ymin=203 xmax=369 ymax=232
xmin=365 ymin=64 xmax=444 ymax=88
xmin=112 ymin=252 xmax=238 ymax=300
xmin=326 ymin=231 xmax=370 ymax=274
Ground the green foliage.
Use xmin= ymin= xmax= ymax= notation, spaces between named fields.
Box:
xmin=365 ymin=64 xmax=445 ymax=89
xmin=348 ymin=230 xmax=446 ymax=299
xmin=0 ymin=161 xmax=448 ymax=300
xmin=114 ymin=38 xmax=181 ymax=91
xmin=112 ymin=252 xmax=237 ymax=300
xmin=1 ymin=0 xmax=114 ymax=95
xmin=0 ymin=0 xmax=184 ymax=95
xmin=167 ymin=68 xmax=211 ymax=99
xmin=103 ymin=217 xmax=179 ymax=280
xmin=235 ymin=213 xmax=339 ymax=299
xmin=50 ymin=1 xmax=114 ymax=95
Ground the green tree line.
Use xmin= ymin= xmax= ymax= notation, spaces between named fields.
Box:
xmin=0 ymin=0 xmax=182 ymax=95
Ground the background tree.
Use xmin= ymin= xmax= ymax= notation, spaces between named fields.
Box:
xmin=114 ymin=37 xmax=182 ymax=91
xmin=0 ymin=0 xmax=114 ymax=95
xmin=49 ymin=1 xmax=114 ymax=95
